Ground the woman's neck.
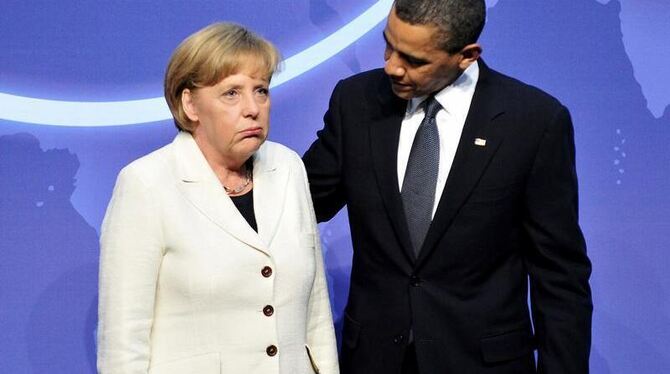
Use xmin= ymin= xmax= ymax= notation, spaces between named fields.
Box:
xmin=213 ymin=159 xmax=253 ymax=196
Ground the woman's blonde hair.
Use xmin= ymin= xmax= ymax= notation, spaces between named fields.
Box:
xmin=164 ymin=22 xmax=281 ymax=132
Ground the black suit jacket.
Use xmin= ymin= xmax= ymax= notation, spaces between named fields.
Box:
xmin=303 ymin=61 xmax=592 ymax=374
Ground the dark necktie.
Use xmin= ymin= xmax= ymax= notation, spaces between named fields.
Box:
xmin=401 ymin=96 xmax=441 ymax=256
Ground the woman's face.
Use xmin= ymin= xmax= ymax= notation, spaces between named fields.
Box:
xmin=183 ymin=67 xmax=270 ymax=166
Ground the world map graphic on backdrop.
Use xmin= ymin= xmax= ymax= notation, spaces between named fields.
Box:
xmin=0 ymin=1 xmax=668 ymax=373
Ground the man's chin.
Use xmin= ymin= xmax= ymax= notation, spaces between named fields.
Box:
xmin=390 ymin=84 xmax=415 ymax=100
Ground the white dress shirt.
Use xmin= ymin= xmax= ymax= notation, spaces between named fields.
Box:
xmin=397 ymin=61 xmax=480 ymax=217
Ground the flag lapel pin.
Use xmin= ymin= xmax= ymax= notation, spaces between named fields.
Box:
xmin=474 ymin=138 xmax=487 ymax=147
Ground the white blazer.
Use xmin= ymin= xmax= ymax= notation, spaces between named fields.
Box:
xmin=97 ymin=132 xmax=339 ymax=374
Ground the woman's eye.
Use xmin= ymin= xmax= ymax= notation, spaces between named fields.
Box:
xmin=256 ymin=87 xmax=269 ymax=96
xmin=223 ymin=90 xmax=238 ymax=98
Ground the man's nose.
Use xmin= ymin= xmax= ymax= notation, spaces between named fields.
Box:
xmin=384 ymin=53 xmax=405 ymax=78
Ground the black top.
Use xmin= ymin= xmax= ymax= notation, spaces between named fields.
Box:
xmin=230 ymin=189 xmax=257 ymax=232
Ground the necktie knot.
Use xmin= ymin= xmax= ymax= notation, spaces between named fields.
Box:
xmin=423 ymin=96 xmax=442 ymax=122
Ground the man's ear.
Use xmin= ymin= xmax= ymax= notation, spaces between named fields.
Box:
xmin=458 ymin=43 xmax=482 ymax=70
xmin=181 ymin=89 xmax=199 ymax=123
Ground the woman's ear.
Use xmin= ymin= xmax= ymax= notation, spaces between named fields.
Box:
xmin=181 ymin=89 xmax=199 ymax=123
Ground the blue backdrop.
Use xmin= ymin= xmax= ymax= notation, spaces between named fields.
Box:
xmin=1 ymin=1 xmax=668 ymax=372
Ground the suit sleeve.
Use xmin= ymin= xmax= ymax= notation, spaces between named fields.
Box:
xmin=303 ymin=80 xmax=347 ymax=222
xmin=298 ymin=159 xmax=340 ymax=374
xmin=523 ymin=105 xmax=592 ymax=373
xmin=97 ymin=167 xmax=164 ymax=374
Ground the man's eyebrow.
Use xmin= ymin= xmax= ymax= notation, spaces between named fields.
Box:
xmin=402 ymin=53 xmax=428 ymax=65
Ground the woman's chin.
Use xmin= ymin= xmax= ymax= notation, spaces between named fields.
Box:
xmin=238 ymin=137 xmax=265 ymax=156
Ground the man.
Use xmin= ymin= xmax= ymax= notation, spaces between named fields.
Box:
xmin=303 ymin=0 xmax=592 ymax=373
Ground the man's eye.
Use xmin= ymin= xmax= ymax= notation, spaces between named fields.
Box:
xmin=407 ymin=58 xmax=427 ymax=67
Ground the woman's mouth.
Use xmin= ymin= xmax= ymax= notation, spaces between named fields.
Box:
xmin=240 ymin=127 xmax=263 ymax=137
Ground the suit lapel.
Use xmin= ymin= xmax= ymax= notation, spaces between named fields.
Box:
xmin=369 ymin=80 xmax=416 ymax=262
xmin=252 ymin=145 xmax=289 ymax=248
xmin=172 ymin=132 xmax=268 ymax=255
xmin=416 ymin=62 xmax=507 ymax=267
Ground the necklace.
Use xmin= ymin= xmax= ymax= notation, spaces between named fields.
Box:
xmin=223 ymin=167 xmax=252 ymax=195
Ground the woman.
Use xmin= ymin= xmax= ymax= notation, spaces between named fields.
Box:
xmin=97 ymin=23 xmax=339 ymax=374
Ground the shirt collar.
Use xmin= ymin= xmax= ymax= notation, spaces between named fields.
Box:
xmin=407 ymin=60 xmax=480 ymax=119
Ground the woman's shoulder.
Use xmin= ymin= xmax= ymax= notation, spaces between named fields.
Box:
xmin=116 ymin=142 xmax=174 ymax=188
xmin=256 ymin=140 xmax=303 ymax=168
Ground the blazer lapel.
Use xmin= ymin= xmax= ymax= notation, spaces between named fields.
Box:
xmin=252 ymin=144 xmax=289 ymax=248
xmin=369 ymin=81 xmax=416 ymax=263
xmin=172 ymin=132 xmax=268 ymax=255
xmin=416 ymin=62 xmax=507 ymax=267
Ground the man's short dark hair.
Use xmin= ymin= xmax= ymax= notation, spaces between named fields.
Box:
xmin=394 ymin=0 xmax=486 ymax=53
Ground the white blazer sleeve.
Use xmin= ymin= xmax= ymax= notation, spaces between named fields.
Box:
xmin=300 ymin=161 xmax=340 ymax=374
xmin=97 ymin=166 xmax=165 ymax=374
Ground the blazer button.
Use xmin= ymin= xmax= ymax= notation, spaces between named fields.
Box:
xmin=261 ymin=266 xmax=273 ymax=278
xmin=393 ymin=334 xmax=404 ymax=344
xmin=263 ymin=305 xmax=274 ymax=316
xmin=410 ymin=275 xmax=422 ymax=287
xmin=266 ymin=345 xmax=278 ymax=356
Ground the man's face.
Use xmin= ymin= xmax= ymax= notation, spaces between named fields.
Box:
xmin=383 ymin=8 xmax=465 ymax=99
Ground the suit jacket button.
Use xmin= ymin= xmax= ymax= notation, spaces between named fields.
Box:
xmin=263 ymin=305 xmax=274 ymax=316
xmin=410 ymin=275 xmax=422 ymax=287
xmin=266 ymin=345 xmax=278 ymax=356
xmin=261 ymin=266 xmax=273 ymax=278
xmin=393 ymin=334 xmax=404 ymax=344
